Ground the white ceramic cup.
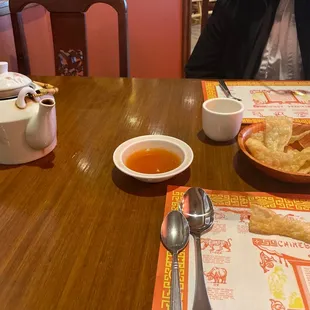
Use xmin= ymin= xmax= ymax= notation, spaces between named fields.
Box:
xmin=0 ymin=61 xmax=8 ymax=74
xmin=202 ymin=98 xmax=244 ymax=142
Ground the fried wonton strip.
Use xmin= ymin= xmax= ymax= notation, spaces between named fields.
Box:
xmin=264 ymin=116 xmax=293 ymax=151
xmin=289 ymin=130 xmax=310 ymax=144
xmin=251 ymin=131 xmax=264 ymax=142
xmin=249 ymin=205 xmax=310 ymax=243
xmin=301 ymin=147 xmax=310 ymax=154
xmin=246 ymin=138 xmax=310 ymax=173
xmin=298 ymin=161 xmax=310 ymax=174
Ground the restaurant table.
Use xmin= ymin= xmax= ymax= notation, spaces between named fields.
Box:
xmin=1 ymin=76 xmax=310 ymax=310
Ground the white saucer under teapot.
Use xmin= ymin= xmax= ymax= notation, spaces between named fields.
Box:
xmin=0 ymin=61 xmax=58 ymax=165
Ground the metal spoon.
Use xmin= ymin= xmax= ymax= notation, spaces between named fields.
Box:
xmin=292 ymin=90 xmax=308 ymax=96
xmin=179 ymin=187 xmax=214 ymax=310
xmin=219 ymin=79 xmax=242 ymax=101
xmin=161 ymin=210 xmax=190 ymax=310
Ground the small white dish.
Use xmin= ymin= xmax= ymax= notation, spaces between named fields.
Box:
xmin=113 ymin=135 xmax=194 ymax=183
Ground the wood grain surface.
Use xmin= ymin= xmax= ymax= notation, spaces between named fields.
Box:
xmin=1 ymin=77 xmax=310 ymax=310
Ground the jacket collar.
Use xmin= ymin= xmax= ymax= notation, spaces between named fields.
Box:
xmin=243 ymin=0 xmax=280 ymax=78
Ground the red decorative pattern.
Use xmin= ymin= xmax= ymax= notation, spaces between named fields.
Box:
xmin=253 ymin=239 xmax=289 ymax=272
xmin=259 ymin=251 xmax=276 ymax=273
xmin=201 ymin=238 xmax=232 ymax=254
xmin=270 ymin=299 xmax=286 ymax=310
xmin=205 ymin=267 xmax=228 ymax=286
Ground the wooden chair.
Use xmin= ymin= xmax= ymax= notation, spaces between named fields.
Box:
xmin=9 ymin=0 xmax=129 ymax=77
xmin=201 ymin=0 xmax=216 ymax=31
xmin=191 ymin=0 xmax=202 ymax=25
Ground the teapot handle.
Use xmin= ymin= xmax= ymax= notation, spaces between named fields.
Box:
xmin=16 ymin=87 xmax=38 ymax=109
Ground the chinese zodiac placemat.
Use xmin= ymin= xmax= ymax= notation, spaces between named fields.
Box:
xmin=202 ymin=81 xmax=310 ymax=124
xmin=152 ymin=186 xmax=310 ymax=310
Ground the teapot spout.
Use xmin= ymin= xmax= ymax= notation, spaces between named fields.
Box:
xmin=26 ymin=97 xmax=57 ymax=150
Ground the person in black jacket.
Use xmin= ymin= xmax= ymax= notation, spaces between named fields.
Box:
xmin=185 ymin=0 xmax=310 ymax=80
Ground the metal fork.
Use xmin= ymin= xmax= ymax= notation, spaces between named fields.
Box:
xmin=219 ymin=79 xmax=242 ymax=101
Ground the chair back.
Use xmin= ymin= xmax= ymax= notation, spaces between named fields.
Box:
xmin=201 ymin=0 xmax=216 ymax=31
xmin=10 ymin=0 xmax=129 ymax=77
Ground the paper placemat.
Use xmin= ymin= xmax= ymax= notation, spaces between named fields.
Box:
xmin=152 ymin=186 xmax=310 ymax=310
xmin=202 ymin=81 xmax=310 ymax=124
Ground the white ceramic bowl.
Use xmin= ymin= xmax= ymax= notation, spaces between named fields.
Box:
xmin=113 ymin=135 xmax=194 ymax=183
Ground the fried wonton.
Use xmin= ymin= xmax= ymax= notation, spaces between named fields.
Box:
xmin=251 ymin=131 xmax=264 ymax=142
xmin=289 ymin=130 xmax=310 ymax=144
xmin=245 ymin=117 xmax=310 ymax=174
xmin=249 ymin=205 xmax=310 ymax=243
xmin=264 ymin=116 xmax=293 ymax=152
xmin=246 ymin=138 xmax=310 ymax=173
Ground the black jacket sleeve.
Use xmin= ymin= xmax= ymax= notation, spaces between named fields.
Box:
xmin=185 ymin=0 xmax=233 ymax=79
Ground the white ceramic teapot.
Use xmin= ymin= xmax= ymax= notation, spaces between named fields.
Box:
xmin=0 ymin=62 xmax=57 ymax=165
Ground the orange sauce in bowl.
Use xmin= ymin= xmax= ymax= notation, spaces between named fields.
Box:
xmin=125 ymin=148 xmax=182 ymax=174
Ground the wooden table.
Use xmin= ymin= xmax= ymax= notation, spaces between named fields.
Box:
xmin=1 ymin=77 xmax=309 ymax=310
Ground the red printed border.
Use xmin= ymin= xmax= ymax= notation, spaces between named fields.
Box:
xmin=201 ymin=81 xmax=310 ymax=124
xmin=152 ymin=186 xmax=310 ymax=310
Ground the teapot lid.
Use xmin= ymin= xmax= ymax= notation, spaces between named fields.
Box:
xmin=0 ymin=62 xmax=32 ymax=98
